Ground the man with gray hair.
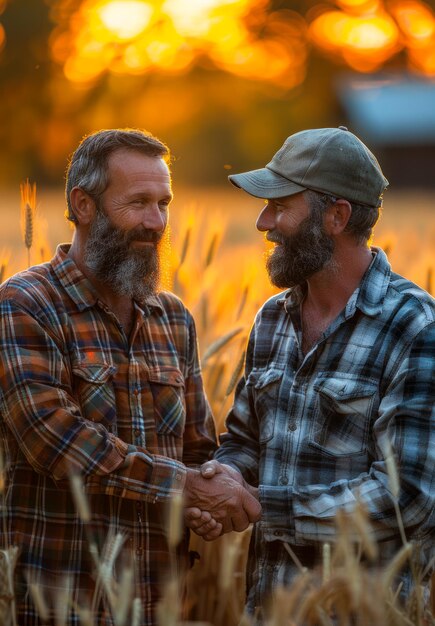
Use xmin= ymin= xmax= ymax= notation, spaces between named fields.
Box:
xmin=0 ymin=128 xmax=260 ymax=625
xmin=188 ymin=127 xmax=435 ymax=621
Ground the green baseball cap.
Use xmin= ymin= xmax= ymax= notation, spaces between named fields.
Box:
xmin=228 ymin=127 xmax=389 ymax=208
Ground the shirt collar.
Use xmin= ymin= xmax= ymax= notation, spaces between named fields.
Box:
xmin=276 ymin=247 xmax=391 ymax=318
xmin=277 ymin=286 xmax=303 ymax=313
xmin=351 ymin=247 xmax=391 ymax=317
xmin=51 ymin=244 xmax=164 ymax=315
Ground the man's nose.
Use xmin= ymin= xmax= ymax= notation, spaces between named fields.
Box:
xmin=141 ymin=205 xmax=167 ymax=232
xmin=256 ymin=203 xmax=274 ymax=232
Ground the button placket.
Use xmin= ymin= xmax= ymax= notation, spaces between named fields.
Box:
xmin=129 ymin=358 xmax=146 ymax=445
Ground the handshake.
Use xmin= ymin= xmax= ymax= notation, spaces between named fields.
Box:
xmin=182 ymin=461 xmax=261 ymax=541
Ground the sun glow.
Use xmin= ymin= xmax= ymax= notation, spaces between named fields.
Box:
xmin=391 ymin=0 xmax=435 ymax=41
xmin=48 ymin=0 xmax=435 ymax=84
xmin=309 ymin=10 xmax=401 ymax=71
xmin=98 ymin=1 xmax=153 ymax=40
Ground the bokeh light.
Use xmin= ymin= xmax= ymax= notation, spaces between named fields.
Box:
xmin=44 ymin=0 xmax=435 ymax=86
xmin=99 ymin=1 xmax=153 ymax=40
xmin=309 ymin=9 xmax=401 ymax=72
xmin=48 ymin=0 xmax=308 ymax=87
xmin=390 ymin=0 xmax=435 ymax=75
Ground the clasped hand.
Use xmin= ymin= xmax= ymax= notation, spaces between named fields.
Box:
xmin=183 ymin=461 xmax=261 ymax=541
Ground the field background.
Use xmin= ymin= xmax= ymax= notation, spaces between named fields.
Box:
xmin=2 ymin=186 xmax=434 ymax=286
xmin=1 ymin=184 xmax=434 ymax=623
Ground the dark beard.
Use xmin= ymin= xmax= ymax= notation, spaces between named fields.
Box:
xmin=84 ymin=208 xmax=161 ymax=301
xmin=266 ymin=211 xmax=335 ymax=288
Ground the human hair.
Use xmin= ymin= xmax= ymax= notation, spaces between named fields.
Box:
xmin=65 ymin=128 xmax=170 ymax=223
xmin=305 ymin=190 xmax=381 ymax=244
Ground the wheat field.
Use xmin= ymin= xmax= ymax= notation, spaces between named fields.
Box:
xmin=0 ymin=184 xmax=434 ymax=625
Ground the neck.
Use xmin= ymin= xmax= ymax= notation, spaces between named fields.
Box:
xmin=304 ymin=244 xmax=373 ymax=316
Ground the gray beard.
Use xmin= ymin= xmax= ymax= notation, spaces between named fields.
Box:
xmin=266 ymin=212 xmax=335 ymax=288
xmin=84 ymin=209 xmax=160 ymax=302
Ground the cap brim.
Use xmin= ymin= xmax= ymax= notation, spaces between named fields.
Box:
xmin=228 ymin=167 xmax=306 ymax=199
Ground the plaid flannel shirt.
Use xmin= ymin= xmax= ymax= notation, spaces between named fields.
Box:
xmin=0 ymin=244 xmax=217 ymax=625
xmin=215 ymin=248 xmax=435 ymax=617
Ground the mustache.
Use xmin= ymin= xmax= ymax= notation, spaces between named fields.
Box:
xmin=127 ymin=227 xmax=163 ymax=244
xmin=266 ymin=232 xmax=285 ymax=245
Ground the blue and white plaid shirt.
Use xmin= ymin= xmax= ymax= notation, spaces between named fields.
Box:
xmin=215 ymin=248 xmax=435 ymax=616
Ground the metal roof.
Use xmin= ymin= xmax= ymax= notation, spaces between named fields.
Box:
xmin=337 ymin=75 xmax=435 ymax=145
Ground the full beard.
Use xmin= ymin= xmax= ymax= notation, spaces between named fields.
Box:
xmin=266 ymin=213 xmax=335 ymax=288
xmin=84 ymin=208 xmax=161 ymax=301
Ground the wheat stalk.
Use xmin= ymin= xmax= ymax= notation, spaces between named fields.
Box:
xmin=113 ymin=565 xmax=134 ymax=626
xmin=283 ymin=542 xmax=308 ymax=575
xmin=204 ymin=233 xmax=218 ymax=268
xmin=167 ymin=492 xmax=184 ymax=550
xmin=202 ymin=327 xmax=243 ymax=364
xmin=156 ymin=577 xmax=180 ymax=626
xmin=235 ymin=285 xmax=249 ymax=321
xmin=0 ymin=249 xmax=11 ymax=285
xmin=0 ymin=547 xmax=19 ymax=626
xmin=179 ymin=226 xmax=191 ymax=267
xmin=20 ymin=179 xmax=37 ymax=267
xmin=322 ymin=543 xmax=331 ymax=583
xmin=27 ymin=581 xmax=49 ymax=622
xmin=54 ymin=576 xmax=72 ymax=626
xmin=384 ymin=440 xmax=408 ymax=546
xmin=224 ymin=349 xmax=246 ymax=397
xmin=70 ymin=474 xmax=91 ymax=523
xmin=426 ymin=267 xmax=433 ymax=295
xmin=131 ymin=598 xmax=142 ymax=626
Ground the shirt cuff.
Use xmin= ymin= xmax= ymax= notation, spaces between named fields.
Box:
xmin=146 ymin=454 xmax=187 ymax=503
xmin=258 ymin=484 xmax=295 ymax=542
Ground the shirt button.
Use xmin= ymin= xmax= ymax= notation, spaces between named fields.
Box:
xmin=134 ymin=429 xmax=141 ymax=437
xmin=288 ymin=422 xmax=297 ymax=431
xmin=279 ymin=476 xmax=288 ymax=485
xmin=175 ymin=473 xmax=182 ymax=481
xmin=274 ymin=530 xmax=283 ymax=537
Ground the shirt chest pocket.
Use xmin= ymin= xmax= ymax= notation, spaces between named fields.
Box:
xmin=311 ymin=376 xmax=378 ymax=455
xmin=147 ymin=368 xmax=186 ymax=439
xmin=72 ymin=362 xmax=117 ymax=428
xmin=247 ymin=368 xmax=283 ymax=444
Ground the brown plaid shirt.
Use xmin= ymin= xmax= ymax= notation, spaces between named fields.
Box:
xmin=0 ymin=244 xmax=217 ymax=625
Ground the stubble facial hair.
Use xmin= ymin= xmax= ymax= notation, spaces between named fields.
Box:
xmin=266 ymin=205 xmax=335 ymax=288
xmin=84 ymin=206 xmax=161 ymax=302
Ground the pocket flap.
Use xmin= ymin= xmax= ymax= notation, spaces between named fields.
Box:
xmin=314 ymin=376 xmax=377 ymax=401
xmin=147 ymin=367 xmax=184 ymax=387
xmin=247 ymin=368 xmax=283 ymax=390
xmin=72 ymin=362 xmax=116 ymax=384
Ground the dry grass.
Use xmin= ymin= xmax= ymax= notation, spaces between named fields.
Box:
xmin=0 ymin=185 xmax=434 ymax=625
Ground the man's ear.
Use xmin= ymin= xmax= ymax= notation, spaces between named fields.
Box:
xmin=324 ymin=199 xmax=352 ymax=235
xmin=69 ymin=187 xmax=96 ymax=226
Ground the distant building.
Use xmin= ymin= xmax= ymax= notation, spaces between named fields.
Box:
xmin=337 ymin=75 xmax=435 ymax=189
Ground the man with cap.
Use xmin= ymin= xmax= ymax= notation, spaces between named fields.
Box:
xmin=187 ymin=127 xmax=435 ymax=619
